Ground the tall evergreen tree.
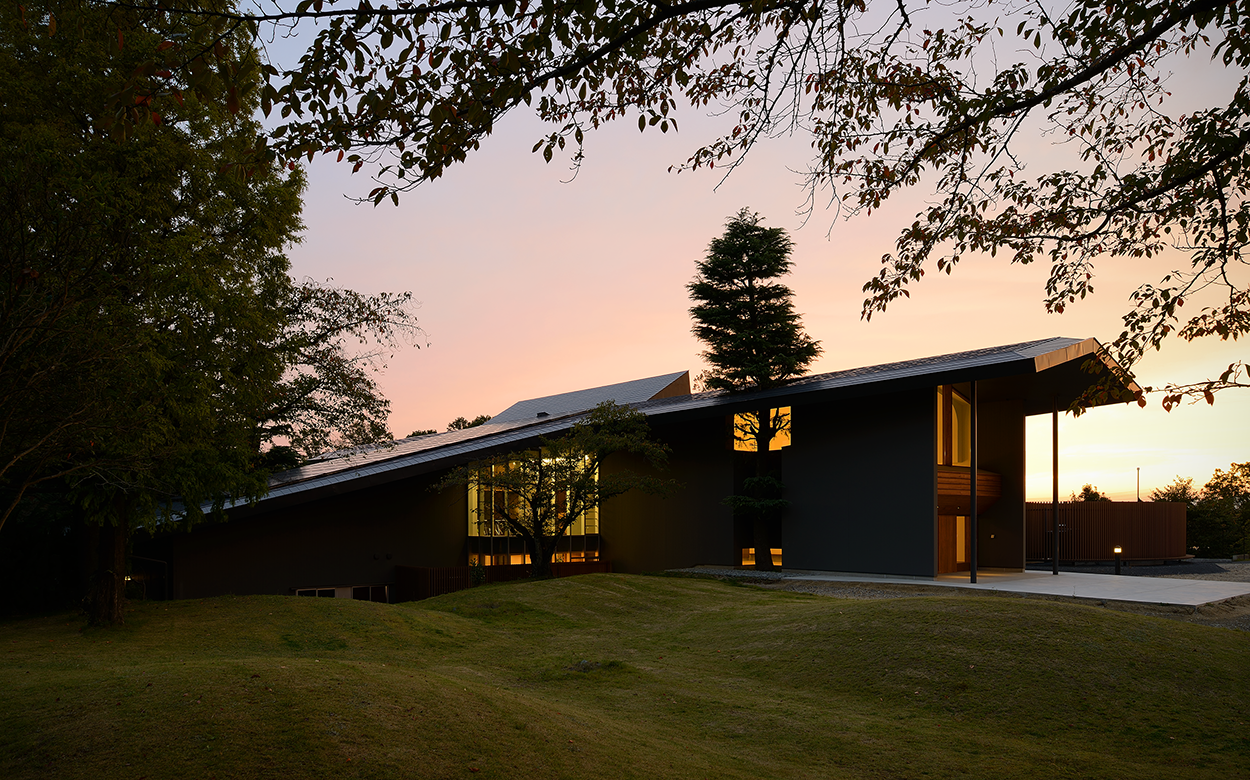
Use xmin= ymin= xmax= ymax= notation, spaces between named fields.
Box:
xmin=688 ymin=209 xmax=821 ymax=570
xmin=689 ymin=209 xmax=821 ymax=392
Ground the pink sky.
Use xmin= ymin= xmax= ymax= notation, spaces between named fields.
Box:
xmin=285 ymin=97 xmax=1246 ymax=503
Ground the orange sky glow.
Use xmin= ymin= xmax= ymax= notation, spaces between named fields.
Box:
xmin=285 ymin=74 xmax=1246 ymax=503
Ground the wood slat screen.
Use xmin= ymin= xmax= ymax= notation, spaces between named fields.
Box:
xmin=1025 ymin=502 xmax=1187 ymax=562
xmin=937 ymin=466 xmax=1003 ymax=514
xmin=936 ymin=466 xmax=1004 ymax=498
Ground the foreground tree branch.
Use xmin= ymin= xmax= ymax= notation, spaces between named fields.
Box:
xmin=99 ymin=0 xmax=1250 ymax=403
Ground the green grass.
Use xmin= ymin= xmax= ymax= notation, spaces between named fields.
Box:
xmin=2 ymin=574 xmax=1247 ymax=779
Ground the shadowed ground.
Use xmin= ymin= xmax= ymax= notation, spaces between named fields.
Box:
xmin=2 ymin=573 xmax=1247 ymax=779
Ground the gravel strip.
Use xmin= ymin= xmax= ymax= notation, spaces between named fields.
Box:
xmin=667 ymin=566 xmax=788 ymax=581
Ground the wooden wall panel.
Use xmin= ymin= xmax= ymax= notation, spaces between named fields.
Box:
xmin=1025 ymin=502 xmax=1187 ymax=562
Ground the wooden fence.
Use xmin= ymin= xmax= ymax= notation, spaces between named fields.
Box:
xmin=394 ymin=561 xmax=613 ymax=602
xmin=1025 ymin=502 xmax=1187 ymax=562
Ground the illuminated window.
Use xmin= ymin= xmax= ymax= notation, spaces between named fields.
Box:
xmin=469 ymin=554 xmax=531 ymax=566
xmin=465 ymin=458 xmax=601 ymax=564
xmin=732 ymin=407 xmax=792 ymax=452
xmin=741 ymin=548 xmax=783 ymax=566
xmin=466 ymin=465 xmax=600 ymax=538
xmin=936 ymin=387 xmax=971 ymax=467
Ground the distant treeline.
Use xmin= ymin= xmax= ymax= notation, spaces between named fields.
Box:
xmin=1150 ymin=463 xmax=1250 ymax=559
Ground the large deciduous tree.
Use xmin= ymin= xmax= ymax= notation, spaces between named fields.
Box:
xmin=0 ymin=2 xmax=421 ymax=623
xmin=110 ymin=0 xmax=1247 ymax=404
xmin=438 ymin=402 xmax=673 ymax=579
xmin=0 ymin=0 xmax=304 ymax=623
xmin=689 ymin=209 xmax=820 ymax=570
xmin=262 ymin=279 xmax=423 ymax=461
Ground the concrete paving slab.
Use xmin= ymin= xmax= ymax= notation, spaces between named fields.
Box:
xmin=777 ymin=569 xmax=1250 ymax=607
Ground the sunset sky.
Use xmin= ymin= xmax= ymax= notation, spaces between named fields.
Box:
xmin=282 ymin=71 xmax=1245 ymax=503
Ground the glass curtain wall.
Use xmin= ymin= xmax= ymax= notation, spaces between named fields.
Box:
xmin=466 ymin=459 xmax=600 ymax=565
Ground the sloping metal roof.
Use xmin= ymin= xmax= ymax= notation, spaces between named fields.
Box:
xmin=489 ymin=370 xmax=690 ymax=424
xmin=228 ymin=336 xmax=1132 ymax=512
xmin=632 ymin=336 xmax=1129 ymax=413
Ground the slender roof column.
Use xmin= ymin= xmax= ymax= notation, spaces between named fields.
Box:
xmin=1052 ymin=396 xmax=1060 ymax=575
xmin=970 ymin=380 xmax=978 ymax=584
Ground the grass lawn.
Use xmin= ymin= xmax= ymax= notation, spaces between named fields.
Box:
xmin=2 ymin=573 xmax=1247 ymax=779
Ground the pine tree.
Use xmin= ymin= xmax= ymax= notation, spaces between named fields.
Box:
xmin=688 ymin=209 xmax=821 ymax=570
xmin=689 ymin=209 xmax=821 ymax=392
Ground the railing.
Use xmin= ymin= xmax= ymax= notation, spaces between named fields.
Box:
xmin=1025 ymin=501 xmax=1187 ymax=562
xmin=394 ymin=561 xmax=612 ymax=602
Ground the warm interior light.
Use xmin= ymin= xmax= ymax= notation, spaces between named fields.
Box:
xmin=1113 ymin=546 xmax=1122 ymax=554
xmin=732 ymin=408 xmax=792 ymax=452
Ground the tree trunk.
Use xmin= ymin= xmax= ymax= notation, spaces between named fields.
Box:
xmin=87 ymin=505 xmax=129 ymax=625
xmin=529 ymin=535 xmax=557 ymax=579
xmin=753 ymin=407 xmax=777 ymax=571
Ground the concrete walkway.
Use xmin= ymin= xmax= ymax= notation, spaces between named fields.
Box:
xmin=778 ymin=568 xmax=1250 ymax=607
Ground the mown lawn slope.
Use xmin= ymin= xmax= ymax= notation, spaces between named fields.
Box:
xmin=2 ymin=573 xmax=1247 ymax=779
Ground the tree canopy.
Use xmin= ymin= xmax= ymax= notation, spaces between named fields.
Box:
xmin=0 ymin=2 xmax=422 ymax=622
xmin=448 ymin=414 xmax=494 ymax=431
xmin=263 ymin=279 xmax=423 ymax=461
xmin=112 ymin=0 xmax=1246 ymax=404
xmin=689 ymin=208 xmax=821 ymax=393
xmin=409 ymin=414 xmax=492 ymax=438
xmin=0 ymin=1 xmax=304 ymax=534
xmin=1152 ymin=464 xmax=1250 ymax=557
xmin=1071 ymin=484 xmax=1113 ymax=502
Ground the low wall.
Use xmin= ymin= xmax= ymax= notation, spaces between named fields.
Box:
xmin=1025 ymin=501 xmax=1187 ymax=562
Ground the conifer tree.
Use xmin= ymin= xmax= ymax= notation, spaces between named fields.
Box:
xmin=689 ymin=209 xmax=821 ymax=570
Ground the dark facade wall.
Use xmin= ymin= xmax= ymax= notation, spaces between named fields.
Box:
xmin=975 ymin=399 xmax=1026 ymax=570
xmin=600 ymin=416 xmax=736 ymax=573
xmin=152 ymin=472 xmax=465 ymax=599
xmin=142 ymin=378 xmax=1037 ymax=598
xmin=783 ymin=388 xmax=937 ymax=576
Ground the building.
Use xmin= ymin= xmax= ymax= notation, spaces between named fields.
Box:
xmin=140 ymin=336 xmax=1138 ymax=599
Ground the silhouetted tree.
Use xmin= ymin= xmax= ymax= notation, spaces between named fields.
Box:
xmin=448 ymin=415 xmax=493 ymax=431
xmin=93 ymin=0 xmax=1250 ymax=404
xmin=689 ymin=209 xmax=821 ymax=570
xmin=0 ymin=3 xmax=419 ymax=623
xmin=1072 ymin=484 xmax=1113 ymax=502
xmin=439 ymin=402 xmax=672 ymax=579
xmin=1152 ymin=467 xmax=1250 ymax=557
xmin=1202 ymin=463 xmax=1250 ymax=558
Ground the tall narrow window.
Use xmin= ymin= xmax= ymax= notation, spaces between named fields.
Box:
xmin=732 ymin=407 xmax=792 ymax=452
xmin=466 ymin=462 xmax=520 ymax=537
xmin=936 ymin=387 xmax=971 ymax=467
